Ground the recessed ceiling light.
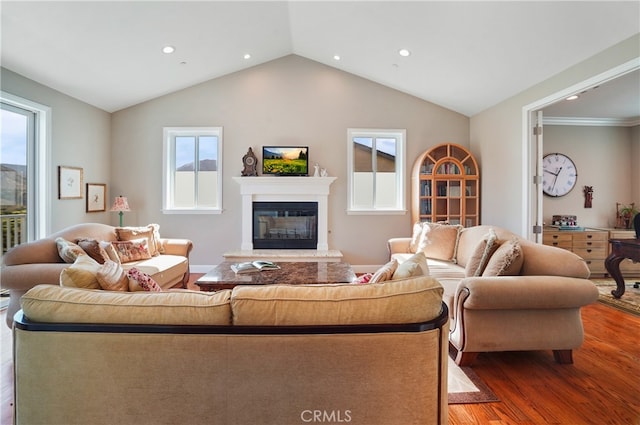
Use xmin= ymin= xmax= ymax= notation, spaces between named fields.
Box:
xmin=398 ymin=49 xmax=411 ymax=57
xmin=333 ymin=55 xmax=341 ymax=61
xmin=162 ymin=46 xmax=175 ymax=54
xmin=566 ymin=95 xmax=579 ymax=101
xmin=244 ymin=53 xmax=251 ymax=60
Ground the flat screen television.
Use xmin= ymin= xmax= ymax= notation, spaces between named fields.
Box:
xmin=262 ymin=146 xmax=309 ymax=176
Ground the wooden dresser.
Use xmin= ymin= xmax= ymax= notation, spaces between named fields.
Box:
xmin=543 ymin=227 xmax=608 ymax=275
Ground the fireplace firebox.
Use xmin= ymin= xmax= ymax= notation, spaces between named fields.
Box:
xmin=252 ymin=202 xmax=318 ymax=249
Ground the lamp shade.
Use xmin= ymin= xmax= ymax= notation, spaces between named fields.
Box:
xmin=110 ymin=196 xmax=130 ymax=212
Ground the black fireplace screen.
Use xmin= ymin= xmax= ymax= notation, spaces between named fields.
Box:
xmin=252 ymin=202 xmax=318 ymax=249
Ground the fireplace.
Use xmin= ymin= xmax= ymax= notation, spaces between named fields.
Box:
xmin=253 ymin=202 xmax=318 ymax=249
xmin=233 ymin=176 xmax=336 ymax=251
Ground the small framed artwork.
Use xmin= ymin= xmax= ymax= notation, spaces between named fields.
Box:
xmin=58 ymin=166 xmax=83 ymax=199
xmin=86 ymin=183 xmax=106 ymax=212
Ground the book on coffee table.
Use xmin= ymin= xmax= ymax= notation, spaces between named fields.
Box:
xmin=231 ymin=261 xmax=280 ymax=274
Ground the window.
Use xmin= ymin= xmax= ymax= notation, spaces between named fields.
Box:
xmin=1 ymin=91 xmax=50 ymax=250
xmin=347 ymin=128 xmax=406 ymax=214
xmin=162 ymin=127 xmax=223 ymax=214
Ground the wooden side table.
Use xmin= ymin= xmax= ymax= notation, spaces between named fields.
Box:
xmin=604 ymin=239 xmax=640 ymax=298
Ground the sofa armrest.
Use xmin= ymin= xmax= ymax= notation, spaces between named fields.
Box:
xmin=387 ymin=237 xmax=412 ymax=258
xmin=0 ymin=264 xmax=69 ymax=290
xmin=159 ymin=239 xmax=193 ymax=258
xmin=455 ymin=276 xmax=598 ymax=310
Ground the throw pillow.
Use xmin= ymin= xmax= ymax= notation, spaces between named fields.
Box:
xmin=127 ymin=267 xmax=162 ymax=292
xmin=392 ymin=251 xmax=429 ymax=280
xmin=76 ymin=238 xmax=109 ymax=264
xmin=111 ymin=238 xmax=152 ymax=263
xmin=96 ymin=260 xmax=129 ymax=291
xmin=416 ymin=223 xmax=463 ymax=262
xmin=464 ymin=228 xmax=499 ymax=277
xmin=482 ymin=237 xmax=524 ymax=277
xmin=59 ymin=254 xmax=101 ymax=289
xmin=409 ymin=222 xmax=424 ymax=253
xmin=351 ymin=273 xmax=373 ymax=284
xmin=55 ymin=237 xmax=86 ymax=263
xmin=369 ymin=259 xmax=398 ymax=284
xmin=99 ymin=241 xmax=121 ymax=264
xmin=115 ymin=224 xmax=161 ymax=256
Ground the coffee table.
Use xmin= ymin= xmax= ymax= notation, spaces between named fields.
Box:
xmin=195 ymin=261 xmax=356 ymax=291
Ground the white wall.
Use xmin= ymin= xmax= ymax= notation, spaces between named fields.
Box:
xmin=470 ymin=34 xmax=640 ymax=236
xmin=1 ymin=68 xmax=112 ymax=234
xmin=111 ymin=55 xmax=469 ymax=267
xmin=543 ymin=125 xmax=634 ymax=228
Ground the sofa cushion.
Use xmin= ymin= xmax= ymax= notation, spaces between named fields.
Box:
xmin=20 ymin=284 xmax=232 ymax=325
xmin=417 ymin=223 xmax=462 ymax=262
xmin=96 ymin=260 xmax=129 ymax=291
xmin=116 ymin=224 xmax=161 ymax=256
xmin=120 ymin=255 xmax=189 ymax=288
xmin=112 ymin=238 xmax=152 ymax=263
xmin=464 ymin=228 xmax=498 ymax=277
xmin=482 ymin=237 xmax=524 ymax=276
xmin=59 ymin=254 xmax=101 ymax=289
xmin=100 ymin=241 xmax=121 ymax=263
xmin=369 ymin=259 xmax=398 ymax=283
xmin=230 ymin=275 xmax=444 ymax=326
xmin=392 ymin=251 xmax=429 ymax=280
xmin=55 ymin=237 xmax=85 ymax=263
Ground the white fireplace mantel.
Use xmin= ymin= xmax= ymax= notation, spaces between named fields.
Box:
xmin=233 ymin=176 xmax=337 ymax=251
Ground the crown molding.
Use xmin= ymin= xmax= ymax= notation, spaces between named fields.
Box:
xmin=543 ymin=116 xmax=640 ymax=127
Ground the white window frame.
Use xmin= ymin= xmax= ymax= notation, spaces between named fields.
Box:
xmin=346 ymin=128 xmax=406 ymax=215
xmin=162 ymin=127 xmax=223 ymax=214
xmin=1 ymin=91 xmax=51 ymax=240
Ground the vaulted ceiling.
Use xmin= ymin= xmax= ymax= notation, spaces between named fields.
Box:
xmin=1 ymin=1 xmax=639 ymax=117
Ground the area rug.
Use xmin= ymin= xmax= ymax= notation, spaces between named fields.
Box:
xmin=592 ymin=278 xmax=640 ymax=316
xmin=448 ymin=349 xmax=499 ymax=404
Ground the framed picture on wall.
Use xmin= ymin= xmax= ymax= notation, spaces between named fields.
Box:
xmin=86 ymin=183 xmax=106 ymax=212
xmin=58 ymin=166 xmax=83 ymax=199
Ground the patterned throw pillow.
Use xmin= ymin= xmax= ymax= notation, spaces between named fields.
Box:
xmin=127 ymin=267 xmax=162 ymax=292
xmin=59 ymin=254 xmax=101 ymax=289
xmin=96 ymin=260 xmax=129 ymax=291
xmin=369 ymin=259 xmax=398 ymax=284
xmin=115 ymin=224 xmax=162 ymax=256
xmin=76 ymin=238 xmax=109 ymax=264
xmin=464 ymin=228 xmax=499 ymax=277
xmin=55 ymin=237 xmax=86 ymax=263
xmin=111 ymin=238 xmax=152 ymax=263
xmin=351 ymin=273 xmax=373 ymax=284
xmin=482 ymin=237 xmax=524 ymax=276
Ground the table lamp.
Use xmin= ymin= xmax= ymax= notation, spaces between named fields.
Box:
xmin=110 ymin=196 xmax=130 ymax=227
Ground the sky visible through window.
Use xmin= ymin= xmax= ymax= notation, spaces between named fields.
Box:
xmin=354 ymin=137 xmax=396 ymax=157
xmin=1 ymin=108 xmax=27 ymax=165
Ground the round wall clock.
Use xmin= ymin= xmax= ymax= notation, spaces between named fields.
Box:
xmin=542 ymin=153 xmax=577 ymax=197
xmin=241 ymin=147 xmax=258 ymax=176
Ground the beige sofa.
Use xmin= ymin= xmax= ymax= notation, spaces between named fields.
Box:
xmin=1 ymin=223 xmax=192 ymax=327
xmin=388 ymin=224 xmax=599 ymax=366
xmin=13 ymin=276 xmax=448 ymax=425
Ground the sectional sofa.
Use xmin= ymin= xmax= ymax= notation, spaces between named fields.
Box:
xmin=1 ymin=223 xmax=192 ymax=327
xmin=388 ymin=223 xmax=599 ymax=366
xmin=13 ymin=275 xmax=448 ymax=425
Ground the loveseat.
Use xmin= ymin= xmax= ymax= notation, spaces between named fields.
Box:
xmin=13 ymin=275 xmax=448 ymax=425
xmin=1 ymin=223 xmax=192 ymax=327
xmin=388 ymin=224 xmax=599 ymax=366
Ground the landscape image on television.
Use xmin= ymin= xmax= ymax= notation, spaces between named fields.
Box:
xmin=262 ymin=146 xmax=308 ymax=176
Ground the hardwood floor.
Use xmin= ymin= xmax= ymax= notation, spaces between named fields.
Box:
xmin=1 ymin=286 xmax=638 ymax=424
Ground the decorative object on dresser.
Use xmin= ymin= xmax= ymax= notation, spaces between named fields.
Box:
xmin=411 ymin=142 xmax=479 ymax=226
xmin=241 ymin=147 xmax=258 ymax=176
xmin=616 ymin=202 xmax=638 ymax=229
